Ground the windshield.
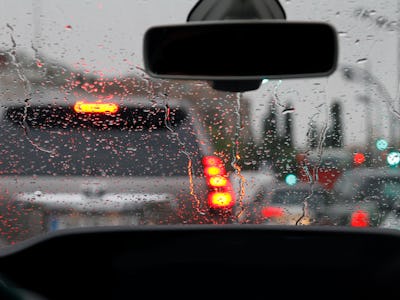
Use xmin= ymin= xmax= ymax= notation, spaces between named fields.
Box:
xmin=0 ymin=0 xmax=399 ymax=248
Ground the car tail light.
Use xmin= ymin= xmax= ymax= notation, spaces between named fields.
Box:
xmin=350 ymin=210 xmax=369 ymax=227
xmin=208 ymin=175 xmax=228 ymax=188
xmin=202 ymin=156 xmax=223 ymax=166
xmin=202 ymin=155 xmax=235 ymax=209
xmin=74 ymin=101 xmax=119 ymax=114
xmin=208 ymin=191 xmax=234 ymax=209
xmin=204 ymin=166 xmax=226 ymax=177
xmin=261 ymin=206 xmax=284 ymax=218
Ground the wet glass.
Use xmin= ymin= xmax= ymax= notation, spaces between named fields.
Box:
xmin=0 ymin=0 xmax=399 ymax=248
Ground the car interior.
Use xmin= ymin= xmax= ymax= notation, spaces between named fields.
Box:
xmin=0 ymin=225 xmax=400 ymax=300
xmin=0 ymin=1 xmax=399 ymax=299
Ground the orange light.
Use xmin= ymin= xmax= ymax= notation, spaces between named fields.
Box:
xmin=350 ymin=210 xmax=369 ymax=227
xmin=74 ymin=101 xmax=119 ymax=114
xmin=353 ymin=153 xmax=366 ymax=165
xmin=261 ymin=206 xmax=284 ymax=218
xmin=208 ymin=192 xmax=234 ymax=209
xmin=208 ymin=175 xmax=228 ymax=188
xmin=202 ymin=156 xmax=223 ymax=166
xmin=204 ymin=166 xmax=225 ymax=177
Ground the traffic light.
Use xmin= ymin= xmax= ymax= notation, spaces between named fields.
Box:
xmin=285 ymin=174 xmax=297 ymax=186
xmin=353 ymin=152 xmax=366 ymax=166
xmin=376 ymin=139 xmax=388 ymax=151
xmin=387 ymin=151 xmax=400 ymax=167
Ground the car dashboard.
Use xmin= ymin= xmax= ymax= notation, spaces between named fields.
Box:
xmin=0 ymin=225 xmax=398 ymax=300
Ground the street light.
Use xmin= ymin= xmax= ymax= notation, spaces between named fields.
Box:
xmin=341 ymin=65 xmax=394 ymax=104
xmin=341 ymin=64 xmax=397 ymax=145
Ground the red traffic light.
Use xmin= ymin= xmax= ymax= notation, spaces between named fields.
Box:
xmin=353 ymin=153 xmax=366 ymax=166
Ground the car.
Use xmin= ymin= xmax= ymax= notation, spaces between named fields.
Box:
xmin=326 ymin=167 xmax=400 ymax=227
xmin=379 ymin=178 xmax=400 ymax=229
xmin=0 ymin=0 xmax=400 ymax=299
xmin=229 ymin=162 xmax=276 ymax=222
xmin=326 ymin=167 xmax=400 ymax=226
xmin=247 ymin=181 xmax=331 ymax=225
xmin=0 ymin=86 xmax=240 ymax=244
xmin=380 ymin=210 xmax=400 ymax=230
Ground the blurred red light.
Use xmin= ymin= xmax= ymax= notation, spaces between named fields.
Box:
xmin=353 ymin=153 xmax=366 ymax=165
xmin=74 ymin=101 xmax=119 ymax=114
xmin=204 ymin=166 xmax=225 ymax=177
xmin=261 ymin=206 xmax=284 ymax=218
xmin=207 ymin=175 xmax=228 ymax=188
xmin=208 ymin=192 xmax=234 ymax=209
xmin=202 ymin=155 xmax=234 ymax=210
xmin=202 ymin=156 xmax=223 ymax=167
xmin=350 ymin=210 xmax=369 ymax=227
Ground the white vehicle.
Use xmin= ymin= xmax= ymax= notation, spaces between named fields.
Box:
xmin=0 ymin=87 xmax=239 ymax=242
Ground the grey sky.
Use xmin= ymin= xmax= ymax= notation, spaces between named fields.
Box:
xmin=0 ymin=0 xmax=399 ymax=149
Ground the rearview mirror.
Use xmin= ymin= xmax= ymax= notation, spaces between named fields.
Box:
xmin=143 ymin=21 xmax=338 ymax=81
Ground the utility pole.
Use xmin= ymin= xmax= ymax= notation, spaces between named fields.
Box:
xmin=397 ymin=0 xmax=400 ymax=147
xmin=357 ymin=95 xmax=372 ymax=161
xmin=364 ymin=62 xmax=373 ymax=155
xmin=32 ymin=0 xmax=42 ymax=52
xmin=342 ymin=65 xmax=393 ymax=149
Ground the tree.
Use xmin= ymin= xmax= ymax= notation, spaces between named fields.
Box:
xmin=325 ymin=101 xmax=343 ymax=148
xmin=283 ymin=103 xmax=293 ymax=148
xmin=261 ymin=100 xmax=297 ymax=179
xmin=307 ymin=122 xmax=319 ymax=149
xmin=262 ymin=100 xmax=279 ymax=161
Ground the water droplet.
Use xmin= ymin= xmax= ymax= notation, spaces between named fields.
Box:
xmin=387 ymin=21 xmax=398 ymax=32
xmin=34 ymin=191 xmax=42 ymax=197
xmin=376 ymin=16 xmax=388 ymax=27
xmin=282 ymin=107 xmax=295 ymax=114
xmin=357 ymin=58 xmax=368 ymax=64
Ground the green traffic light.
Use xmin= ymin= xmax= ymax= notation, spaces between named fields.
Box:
xmin=387 ymin=151 xmax=400 ymax=167
xmin=285 ymin=174 xmax=297 ymax=186
xmin=376 ymin=139 xmax=388 ymax=151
